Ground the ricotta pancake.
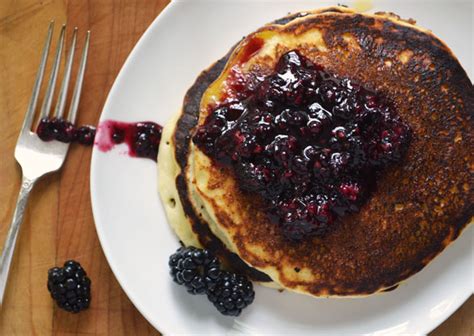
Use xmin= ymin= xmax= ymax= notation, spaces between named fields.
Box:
xmin=159 ymin=7 xmax=473 ymax=296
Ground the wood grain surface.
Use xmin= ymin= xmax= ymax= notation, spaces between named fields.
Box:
xmin=0 ymin=1 xmax=471 ymax=335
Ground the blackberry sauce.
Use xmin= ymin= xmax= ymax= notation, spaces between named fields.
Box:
xmin=37 ymin=118 xmax=96 ymax=145
xmin=95 ymin=120 xmax=162 ymax=161
xmin=37 ymin=118 xmax=162 ymax=161
xmin=193 ymin=50 xmax=412 ymax=240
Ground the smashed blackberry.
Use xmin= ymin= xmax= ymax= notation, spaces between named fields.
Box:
xmin=53 ymin=118 xmax=77 ymax=143
xmin=207 ymin=271 xmax=255 ymax=316
xmin=76 ymin=125 xmax=96 ymax=145
xmin=169 ymin=246 xmax=221 ymax=294
xmin=36 ymin=118 xmax=56 ymax=141
xmin=36 ymin=117 xmax=96 ymax=146
xmin=132 ymin=122 xmax=162 ymax=160
xmin=106 ymin=121 xmax=162 ymax=160
xmin=37 ymin=118 xmax=76 ymax=143
xmin=47 ymin=260 xmax=91 ymax=313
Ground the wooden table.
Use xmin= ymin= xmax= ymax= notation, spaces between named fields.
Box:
xmin=0 ymin=1 xmax=471 ymax=334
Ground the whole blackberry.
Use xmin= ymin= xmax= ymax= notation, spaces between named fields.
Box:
xmin=47 ymin=260 xmax=91 ymax=313
xmin=169 ymin=247 xmax=221 ymax=294
xmin=207 ymin=271 xmax=255 ymax=316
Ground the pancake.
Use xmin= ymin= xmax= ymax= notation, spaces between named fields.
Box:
xmin=159 ymin=6 xmax=473 ymax=297
xmin=189 ymin=8 xmax=473 ymax=296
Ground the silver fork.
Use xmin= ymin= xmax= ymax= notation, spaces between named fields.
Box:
xmin=0 ymin=22 xmax=90 ymax=306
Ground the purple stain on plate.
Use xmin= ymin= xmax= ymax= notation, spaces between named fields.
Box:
xmin=95 ymin=120 xmax=163 ymax=161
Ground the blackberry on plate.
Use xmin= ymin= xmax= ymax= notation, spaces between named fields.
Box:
xmin=47 ymin=260 xmax=91 ymax=313
xmin=207 ymin=271 xmax=255 ymax=316
xmin=169 ymin=246 xmax=221 ymax=294
xmin=132 ymin=122 xmax=162 ymax=160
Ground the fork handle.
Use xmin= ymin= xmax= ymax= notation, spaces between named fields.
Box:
xmin=0 ymin=176 xmax=36 ymax=306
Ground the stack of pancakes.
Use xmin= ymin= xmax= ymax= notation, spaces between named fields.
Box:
xmin=158 ymin=7 xmax=473 ymax=297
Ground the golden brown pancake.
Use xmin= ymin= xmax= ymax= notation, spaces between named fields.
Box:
xmin=191 ymin=7 xmax=473 ymax=296
xmin=161 ymin=7 xmax=473 ymax=296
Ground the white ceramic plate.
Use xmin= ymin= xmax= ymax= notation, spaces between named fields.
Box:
xmin=90 ymin=0 xmax=473 ymax=334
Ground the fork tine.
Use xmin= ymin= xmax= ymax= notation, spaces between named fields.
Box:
xmin=38 ymin=24 xmax=66 ymax=122
xmin=67 ymin=31 xmax=90 ymax=124
xmin=21 ymin=21 xmax=54 ymax=132
xmin=53 ymin=27 xmax=77 ymax=119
